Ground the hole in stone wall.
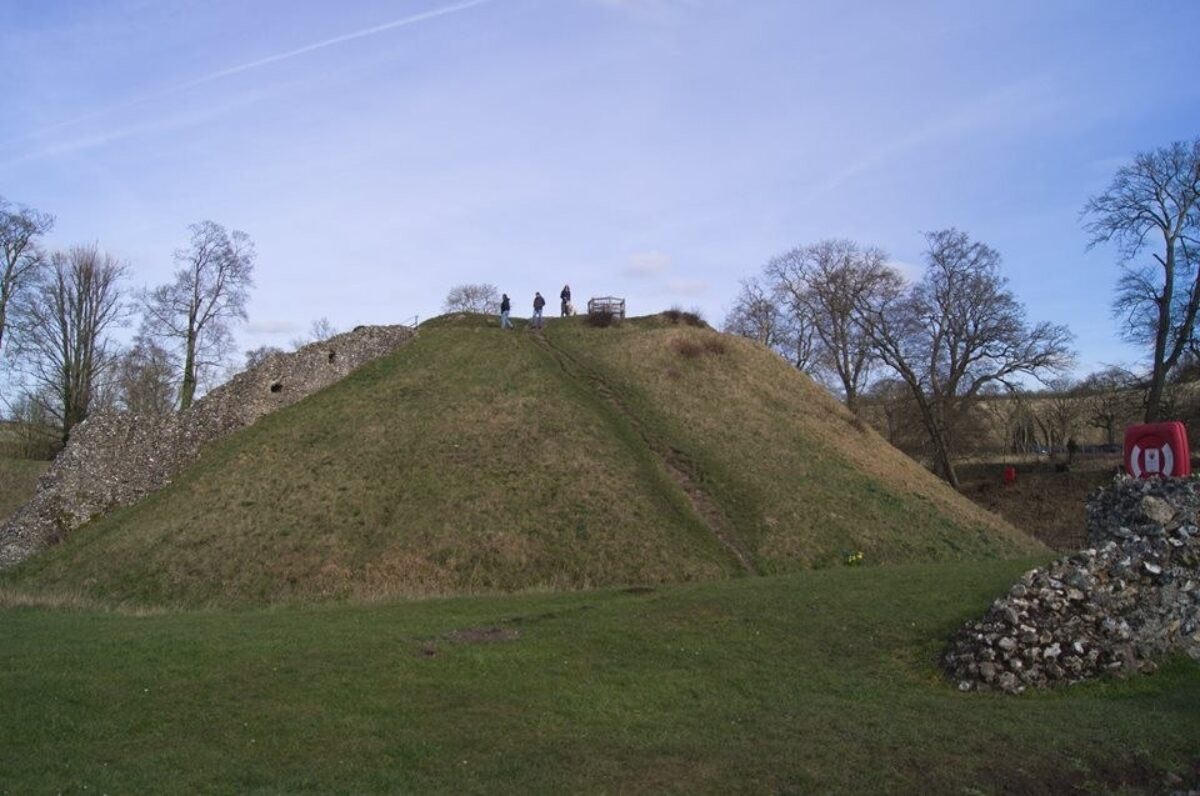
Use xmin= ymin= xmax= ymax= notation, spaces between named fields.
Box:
xmin=270 ymin=382 xmax=283 ymax=393
xmin=328 ymin=350 xmax=337 ymax=363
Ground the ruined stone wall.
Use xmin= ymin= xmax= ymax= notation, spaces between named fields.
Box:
xmin=943 ymin=476 xmax=1200 ymax=693
xmin=0 ymin=324 xmax=416 ymax=569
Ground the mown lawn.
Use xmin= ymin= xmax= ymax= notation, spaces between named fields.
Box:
xmin=2 ymin=558 xmax=1197 ymax=793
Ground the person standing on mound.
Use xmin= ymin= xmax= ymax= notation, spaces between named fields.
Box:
xmin=532 ymin=291 xmax=546 ymax=329
xmin=499 ymin=293 xmax=512 ymax=329
xmin=560 ymin=284 xmax=572 ymax=316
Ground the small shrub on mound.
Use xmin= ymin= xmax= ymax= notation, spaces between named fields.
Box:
xmin=587 ymin=310 xmax=618 ymax=328
xmin=662 ymin=308 xmax=706 ymax=327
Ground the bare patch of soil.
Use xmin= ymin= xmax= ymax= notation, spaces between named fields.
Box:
xmin=975 ymin=751 xmax=1194 ymax=795
xmin=445 ymin=626 xmax=521 ymax=644
xmin=957 ymin=457 xmax=1120 ymax=550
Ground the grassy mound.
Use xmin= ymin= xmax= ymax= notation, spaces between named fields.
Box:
xmin=0 ymin=458 xmax=48 ymax=523
xmin=3 ymin=314 xmax=1041 ymax=606
xmin=546 ymin=315 xmax=1036 ymax=570
xmin=1 ymin=561 xmax=1197 ymax=792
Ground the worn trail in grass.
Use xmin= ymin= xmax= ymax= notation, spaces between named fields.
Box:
xmin=2 ymin=559 xmax=1198 ymax=793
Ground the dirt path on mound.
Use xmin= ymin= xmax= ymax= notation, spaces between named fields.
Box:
xmin=531 ymin=333 xmax=758 ymax=575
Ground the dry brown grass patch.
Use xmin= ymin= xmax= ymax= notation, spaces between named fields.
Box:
xmin=672 ymin=336 xmax=726 ymax=359
xmin=0 ymin=586 xmax=167 ymax=614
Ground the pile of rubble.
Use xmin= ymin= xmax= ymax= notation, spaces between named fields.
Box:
xmin=943 ymin=475 xmax=1200 ymax=693
xmin=0 ymin=324 xmax=415 ymax=569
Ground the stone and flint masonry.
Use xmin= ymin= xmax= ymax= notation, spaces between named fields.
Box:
xmin=0 ymin=324 xmax=416 ymax=570
xmin=943 ymin=476 xmax=1200 ymax=694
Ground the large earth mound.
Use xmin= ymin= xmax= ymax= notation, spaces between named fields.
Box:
xmin=2 ymin=313 xmax=1041 ymax=605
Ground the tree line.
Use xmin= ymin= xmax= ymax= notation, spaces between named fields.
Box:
xmin=724 ymin=136 xmax=1200 ymax=486
xmin=0 ymin=205 xmax=262 ymax=451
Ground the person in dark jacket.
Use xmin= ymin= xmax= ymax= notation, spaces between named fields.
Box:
xmin=532 ymin=292 xmax=546 ymax=329
xmin=560 ymin=284 xmax=572 ymax=316
xmin=499 ymin=293 xmax=512 ymax=329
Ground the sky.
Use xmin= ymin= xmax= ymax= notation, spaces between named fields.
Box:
xmin=2 ymin=0 xmax=1199 ymax=377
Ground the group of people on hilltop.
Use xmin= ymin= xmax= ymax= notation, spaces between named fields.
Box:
xmin=499 ymin=285 xmax=572 ymax=330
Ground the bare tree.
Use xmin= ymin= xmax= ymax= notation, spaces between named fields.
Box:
xmin=723 ymin=276 xmax=818 ymax=372
xmin=767 ymin=240 xmax=889 ymax=411
xmin=244 ymin=345 xmax=284 ymax=369
xmin=1039 ymin=378 xmax=1082 ymax=454
xmin=853 ymin=229 xmax=1074 ymax=486
xmin=1077 ymin=366 xmax=1140 ymax=446
xmin=309 ymin=316 xmax=337 ymax=342
xmin=115 ymin=335 xmax=178 ymax=415
xmin=443 ymin=283 xmax=500 ymax=315
xmin=724 ymin=276 xmax=786 ymax=347
xmin=0 ymin=197 xmax=55 ymax=359
xmin=141 ymin=221 xmax=256 ymax=410
xmin=290 ymin=316 xmax=338 ymax=349
xmin=984 ymin=389 xmax=1040 ymax=455
xmin=863 ymin=376 xmax=924 ymax=451
xmin=16 ymin=245 xmax=128 ymax=442
xmin=1014 ymin=393 xmax=1047 ymax=455
xmin=1083 ymin=138 xmax=1200 ymax=422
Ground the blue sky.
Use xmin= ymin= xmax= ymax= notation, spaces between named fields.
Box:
xmin=2 ymin=0 xmax=1199 ymax=375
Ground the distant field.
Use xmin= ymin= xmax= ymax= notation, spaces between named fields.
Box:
xmin=2 ymin=560 xmax=1197 ymax=793
xmin=0 ymin=458 xmax=47 ymax=522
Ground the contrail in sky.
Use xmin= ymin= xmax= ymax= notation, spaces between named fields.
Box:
xmin=177 ymin=0 xmax=495 ymax=90
xmin=14 ymin=0 xmax=495 ymax=143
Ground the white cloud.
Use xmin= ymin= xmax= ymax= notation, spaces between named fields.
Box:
xmin=665 ymin=278 xmax=707 ymax=297
xmin=624 ymin=251 xmax=671 ymax=277
xmin=245 ymin=319 xmax=300 ymax=335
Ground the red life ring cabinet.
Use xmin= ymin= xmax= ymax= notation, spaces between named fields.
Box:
xmin=1124 ymin=421 xmax=1190 ymax=478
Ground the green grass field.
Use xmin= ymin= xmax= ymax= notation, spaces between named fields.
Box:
xmin=0 ymin=316 xmax=1194 ymax=792
xmin=2 ymin=559 xmax=1197 ymax=793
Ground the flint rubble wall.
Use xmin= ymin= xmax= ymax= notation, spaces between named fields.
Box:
xmin=943 ymin=476 xmax=1200 ymax=693
xmin=0 ymin=324 xmax=415 ymax=569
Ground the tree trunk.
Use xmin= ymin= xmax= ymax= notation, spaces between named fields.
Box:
xmin=1146 ymin=245 xmax=1176 ymax=422
xmin=179 ymin=329 xmax=197 ymax=410
xmin=905 ymin=385 xmax=960 ymax=488
xmin=1145 ymin=367 xmax=1166 ymax=423
xmin=930 ymin=419 xmax=959 ymax=488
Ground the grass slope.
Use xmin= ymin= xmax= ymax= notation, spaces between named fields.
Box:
xmin=1 ymin=561 xmax=1197 ymax=793
xmin=0 ymin=457 xmax=48 ymax=523
xmin=4 ymin=314 xmax=1039 ymax=606
xmin=545 ymin=316 xmax=1038 ymax=570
